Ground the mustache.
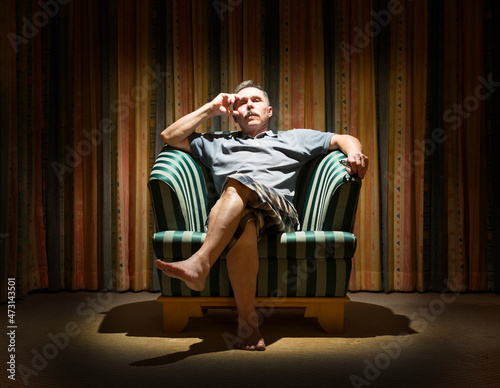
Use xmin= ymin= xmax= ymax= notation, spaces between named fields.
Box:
xmin=243 ymin=109 xmax=258 ymax=118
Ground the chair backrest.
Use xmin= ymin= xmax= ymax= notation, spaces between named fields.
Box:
xmin=149 ymin=148 xmax=209 ymax=232
xmin=294 ymin=151 xmax=361 ymax=232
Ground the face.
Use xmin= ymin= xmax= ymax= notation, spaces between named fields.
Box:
xmin=233 ymin=87 xmax=273 ymax=135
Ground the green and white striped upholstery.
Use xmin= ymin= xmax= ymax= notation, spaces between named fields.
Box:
xmin=149 ymin=149 xmax=210 ymax=232
xmin=148 ymin=141 xmax=361 ymax=298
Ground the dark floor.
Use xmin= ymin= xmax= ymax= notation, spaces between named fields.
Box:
xmin=2 ymin=291 xmax=500 ymax=388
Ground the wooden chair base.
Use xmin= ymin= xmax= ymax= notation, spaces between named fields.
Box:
xmin=157 ymin=296 xmax=350 ymax=335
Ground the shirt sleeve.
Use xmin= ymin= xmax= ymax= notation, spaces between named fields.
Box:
xmin=189 ymin=132 xmax=213 ymax=167
xmin=188 ymin=132 xmax=203 ymax=158
xmin=291 ymin=128 xmax=335 ymax=157
xmin=189 ymin=132 xmax=228 ymax=169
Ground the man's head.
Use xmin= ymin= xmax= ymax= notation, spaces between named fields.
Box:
xmin=234 ymin=80 xmax=270 ymax=106
xmin=233 ymin=80 xmax=272 ymax=135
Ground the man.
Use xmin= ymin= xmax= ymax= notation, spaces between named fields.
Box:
xmin=155 ymin=80 xmax=368 ymax=351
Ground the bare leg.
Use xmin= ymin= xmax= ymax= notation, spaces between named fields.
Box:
xmin=155 ymin=178 xmax=258 ymax=291
xmin=226 ymin=220 xmax=266 ymax=351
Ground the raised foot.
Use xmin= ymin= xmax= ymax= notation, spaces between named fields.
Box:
xmin=155 ymin=259 xmax=207 ymax=291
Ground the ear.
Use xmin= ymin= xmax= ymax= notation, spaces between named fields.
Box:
xmin=267 ymin=105 xmax=273 ymax=118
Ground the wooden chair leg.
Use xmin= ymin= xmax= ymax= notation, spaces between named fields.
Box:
xmin=304 ymin=297 xmax=349 ymax=335
xmin=158 ymin=297 xmax=204 ymax=333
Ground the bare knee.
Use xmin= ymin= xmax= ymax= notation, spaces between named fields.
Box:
xmin=223 ymin=179 xmax=258 ymax=203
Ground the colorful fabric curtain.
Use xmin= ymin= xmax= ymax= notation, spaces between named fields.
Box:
xmin=386 ymin=0 xmax=428 ymax=291
xmin=1 ymin=0 xmax=499 ymax=301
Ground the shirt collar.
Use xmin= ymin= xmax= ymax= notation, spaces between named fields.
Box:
xmin=238 ymin=130 xmax=277 ymax=139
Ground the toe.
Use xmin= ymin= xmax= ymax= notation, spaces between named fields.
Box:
xmin=255 ymin=342 xmax=266 ymax=351
xmin=155 ymin=259 xmax=166 ymax=270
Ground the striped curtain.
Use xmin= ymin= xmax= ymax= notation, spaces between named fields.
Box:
xmin=441 ymin=0 xmax=488 ymax=291
xmin=385 ymin=0 xmax=428 ymax=291
xmin=332 ymin=0 xmax=382 ymax=291
xmin=1 ymin=0 xmax=499 ymax=301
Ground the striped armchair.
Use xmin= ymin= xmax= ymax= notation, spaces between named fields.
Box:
xmin=149 ymin=142 xmax=361 ymax=334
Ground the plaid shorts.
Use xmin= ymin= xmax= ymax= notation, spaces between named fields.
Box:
xmin=208 ymin=173 xmax=300 ymax=251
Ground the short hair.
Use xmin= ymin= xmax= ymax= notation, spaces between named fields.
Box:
xmin=234 ymin=80 xmax=270 ymax=106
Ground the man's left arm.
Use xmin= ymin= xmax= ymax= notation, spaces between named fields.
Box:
xmin=329 ymin=134 xmax=369 ymax=179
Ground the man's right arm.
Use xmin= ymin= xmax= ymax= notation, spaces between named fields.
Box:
xmin=161 ymin=93 xmax=240 ymax=153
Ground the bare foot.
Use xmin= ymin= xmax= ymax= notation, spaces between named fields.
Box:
xmin=233 ymin=316 xmax=266 ymax=351
xmin=155 ymin=258 xmax=208 ymax=291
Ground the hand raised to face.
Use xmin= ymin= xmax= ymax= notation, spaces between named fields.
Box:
xmin=210 ymin=93 xmax=241 ymax=117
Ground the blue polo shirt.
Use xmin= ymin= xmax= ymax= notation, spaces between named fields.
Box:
xmin=189 ymin=129 xmax=334 ymax=202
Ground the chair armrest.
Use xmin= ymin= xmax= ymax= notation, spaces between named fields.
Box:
xmin=296 ymin=150 xmax=361 ymax=232
xmin=148 ymin=147 xmax=210 ymax=232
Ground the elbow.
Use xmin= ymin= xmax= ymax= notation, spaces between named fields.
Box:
xmin=161 ymin=128 xmax=186 ymax=150
xmin=160 ymin=131 xmax=169 ymax=144
xmin=161 ymin=128 xmax=174 ymax=145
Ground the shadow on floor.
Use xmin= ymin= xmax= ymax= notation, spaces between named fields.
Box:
xmin=98 ymin=299 xmax=416 ymax=366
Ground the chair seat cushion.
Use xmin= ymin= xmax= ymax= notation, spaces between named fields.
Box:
xmin=153 ymin=230 xmax=357 ymax=261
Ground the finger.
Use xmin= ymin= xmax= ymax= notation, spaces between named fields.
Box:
xmin=223 ymin=93 xmax=233 ymax=105
xmin=346 ymin=158 xmax=358 ymax=175
xmin=361 ymin=156 xmax=369 ymax=178
xmin=223 ymin=109 xmax=238 ymax=117
xmin=357 ymin=166 xmax=365 ymax=179
xmin=232 ymin=94 xmax=240 ymax=108
xmin=357 ymin=157 xmax=369 ymax=179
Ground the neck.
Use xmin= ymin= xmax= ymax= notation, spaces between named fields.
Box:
xmin=240 ymin=127 xmax=267 ymax=138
